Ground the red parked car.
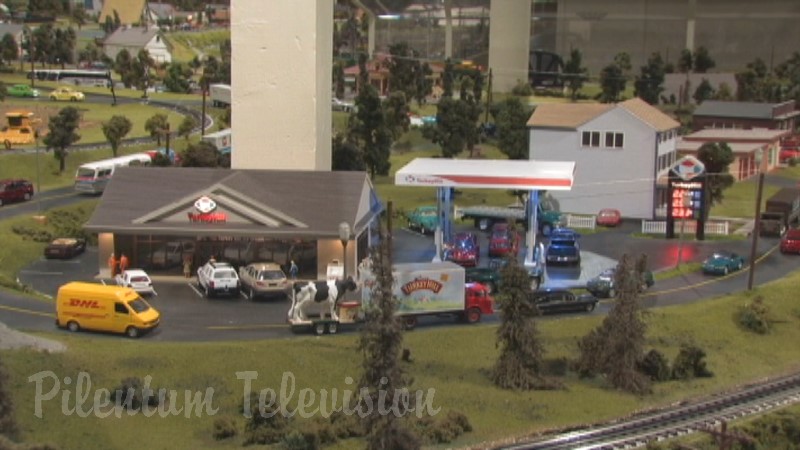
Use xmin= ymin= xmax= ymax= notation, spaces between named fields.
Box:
xmin=779 ymin=148 xmax=800 ymax=163
xmin=488 ymin=223 xmax=519 ymax=258
xmin=0 ymin=179 xmax=34 ymax=207
xmin=445 ymin=232 xmax=480 ymax=267
xmin=780 ymin=229 xmax=800 ymax=254
xmin=596 ymin=208 xmax=622 ymax=227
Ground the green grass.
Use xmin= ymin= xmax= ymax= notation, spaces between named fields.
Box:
xmin=653 ymin=262 xmax=703 ymax=281
xmin=710 ymin=178 xmax=781 ymax=219
xmin=166 ymin=30 xmax=231 ymax=63
xmin=5 ymin=270 xmax=800 ymax=449
xmin=0 ymin=200 xmax=98 ymax=282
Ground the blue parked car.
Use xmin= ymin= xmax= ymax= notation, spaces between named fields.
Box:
xmin=702 ymin=251 xmax=745 ymax=276
xmin=546 ymin=228 xmax=581 ymax=266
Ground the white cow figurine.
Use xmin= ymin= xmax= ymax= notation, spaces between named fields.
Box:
xmin=288 ymin=277 xmax=358 ymax=322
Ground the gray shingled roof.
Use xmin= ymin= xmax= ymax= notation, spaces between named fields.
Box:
xmin=103 ymin=26 xmax=160 ymax=47
xmin=0 ymin=23 xmax=24 ymax=37
xmin=693 ymin=100 xmax=783 ymax=119
xmin=84 ymin=167 xmax=382 ymax=238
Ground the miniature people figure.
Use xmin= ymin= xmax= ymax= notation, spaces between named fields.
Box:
xmin=183 ymin=256 xmax=192 ymax=278
xmin=290 ymin=260 xmax=298 ymax=279
xmin=108 ymin=252 xmax=118 ymax=277
xmin=119 ymin=253 xmax=129 ymax=273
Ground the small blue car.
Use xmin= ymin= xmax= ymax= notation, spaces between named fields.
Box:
xmin=702 ymin=251 xmax=745 ymax=276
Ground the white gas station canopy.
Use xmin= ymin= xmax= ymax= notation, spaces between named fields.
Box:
xmin=394 ymin=158 xmax=575 ymax=190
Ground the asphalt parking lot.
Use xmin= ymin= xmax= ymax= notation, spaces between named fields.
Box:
xmin=13 ymin=220 xmax=787 ymax=341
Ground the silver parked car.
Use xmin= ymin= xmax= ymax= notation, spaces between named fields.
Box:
xmin=238 ymin=262 xmax=289 ymax=300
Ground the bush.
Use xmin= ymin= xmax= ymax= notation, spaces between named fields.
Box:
xmin=211 ymin=417 xmax=237 ymax=440
xmin=110 ymin=377 xmax=163 ymax=411
xmin=671 ymin=344 xmax=713 ymax=380
xmin=511 ymin=81 xmax=533 ymax=97
xmin=329 ymin=411 xmax=364 ymax=438
xmin=788 ymin=158 xmax=797 ymax=167
xmin=737 ymin=295 xmax=771 ymax=334
xmin=638 ymin=349 xmax=671 ymax=382
xmin=281 ymin=430 xmax=320 ymax=450
xmin=242 ymin=393 xmax=290 ymax=446
xmin=413 ymin=410 xmax=472 ymax=444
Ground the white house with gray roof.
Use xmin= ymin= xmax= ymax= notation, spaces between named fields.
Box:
xmin=103 ymin=26 xmax=172 ymax=63
xmin=527 ymin=98 xmax=681 ymax=219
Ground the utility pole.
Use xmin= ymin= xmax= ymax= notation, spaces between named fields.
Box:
xmin=747 ymin=171 xmax=765 ymax=290
xmin=201 ymin=81 xmax=207 ymax=137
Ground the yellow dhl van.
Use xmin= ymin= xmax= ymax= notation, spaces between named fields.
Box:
xmin=56 ymin=282 xmax=160 ymax=338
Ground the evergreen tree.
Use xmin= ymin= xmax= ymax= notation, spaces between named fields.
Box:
xmin=358 ymin=224 xmax=420 ymax=450
xmin=562 ymin=48 xmax=588 ymax=101
xmin=697 ymin=142 xmax=735 ymax=208
xmin=181 ymin=141 xmax=224 ymax=167
xmin=575 ymin=254 xmax=651 ymax=395
xmin=491 ymin=253 xmax=545 ymax=390
xmin=598 ymin=53 xmax=630 ymax=103
xmin=383 ymin=91 xmax=410 ymax=139
xmin=693 ymin=78 xmax=715 ymax=104
xmin=0 ymin=358 xmax=18 ymax=440
xmin=348 ymin=82 xmax=392 ymax=178
xmin=412 ymin=62 xmax=433 ymax=104
xmin=0 ymin=33 xmax=18 ymax=66
xmin=491 ymin=97 xmax=532 ymax=160
xmin=677 ymin=48 xmax=693 ymax=74
xmin=386 ymin=42 xmax=418 ymax=103
xmin=693 ymin=46 xmax=716 ymax=73
xmin=43 ymin=107 xmax=81 ymax=174
xmin=331 ymin=133 xmax=365 ymax=171
xmin=634 ymin=52 xmax=666 ymax=105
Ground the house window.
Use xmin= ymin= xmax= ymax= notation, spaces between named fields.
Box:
xmin=581 ymin=131 xmax=601 ymax=147
xmin=604 ymin=132 xmax=624 ymax=148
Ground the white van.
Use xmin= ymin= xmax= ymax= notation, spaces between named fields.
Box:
xmin=74 ymin=153 xmax=153 ymax=194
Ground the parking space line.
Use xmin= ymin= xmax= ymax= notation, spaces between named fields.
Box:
xmin=18 ymin=270 xmax=64 ymax=275
xmin=0 ymin=304 xmax=55 ymax=318
xmin=187 ymin=283 xmax=205 ymax=298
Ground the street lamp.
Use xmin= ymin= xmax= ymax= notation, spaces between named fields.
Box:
xmin=338 ymin=222 xmax=351 ymax=280
xmin=747 ymin=149 xmax=765 ymax=291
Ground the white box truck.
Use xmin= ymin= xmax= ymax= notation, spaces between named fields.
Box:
xmin=201 ymin=128 xmax=232 ymax=154
xmin=209 ymin=83 xmax=231 ymax=107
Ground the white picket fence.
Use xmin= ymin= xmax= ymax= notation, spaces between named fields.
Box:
xmin=565 ymin=214 xmax=597 ymax=230
xmin=641 ymin=220 xmax=730 ymax=235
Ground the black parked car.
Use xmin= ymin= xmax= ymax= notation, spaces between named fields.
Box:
xmin=44 ymin=238 xmax=86 ymax=260
xmin=528 ymin=288 xmax=598 ymax=314
xmin=586 ymin=267 xmax=655 ymax=298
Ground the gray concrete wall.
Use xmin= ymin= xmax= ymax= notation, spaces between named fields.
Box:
xmin=231 ymin=0 xmax=333 ymax=171
xmin=488 ymin=0 xmax=531 ymax=92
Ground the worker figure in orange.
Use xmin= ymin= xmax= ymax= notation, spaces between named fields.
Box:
xmin=108 ymin=252 xmax=118 ymax=277
xmin=119 ymin=253 xmax=129 ymax=274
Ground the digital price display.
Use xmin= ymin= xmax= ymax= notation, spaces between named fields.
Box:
xmin=670 ymin=184 xmax=704 ymax=219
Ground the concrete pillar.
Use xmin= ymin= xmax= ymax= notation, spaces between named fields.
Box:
xmin=231 ymin=0 xmax=333 ymax=171
xmin=488 ymin=0 xmax=532 ymax=92
xmin=685 ymin=0 xmax=697 ymax=50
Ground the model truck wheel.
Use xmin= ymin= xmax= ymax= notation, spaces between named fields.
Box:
xmin=126 ymin=326 xmax=140 ymax=338
xmin=403 ymin=316 xmax=417 ymax=330
xmin=67 ymin=321 xmax=80 ymax=332
xmin=466 ymin=308 xmax=481 ymax=324
xmin=314 ymin=323 xmax=326 ymax=335
xmin=327 ymin=322 xmax=338 ymax=334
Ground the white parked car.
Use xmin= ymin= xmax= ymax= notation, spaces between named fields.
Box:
xmin=115 ymin=269 xmax=156 ymax=296
xmin=197 ymin=260 xmax=240 ymax=298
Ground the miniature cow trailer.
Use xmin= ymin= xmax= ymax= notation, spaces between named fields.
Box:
xmin=287 ymin=278 xmax=359 ymax=335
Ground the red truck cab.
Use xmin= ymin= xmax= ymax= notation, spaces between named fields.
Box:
xmin=464 ymin=282 xmax=495 ymax=323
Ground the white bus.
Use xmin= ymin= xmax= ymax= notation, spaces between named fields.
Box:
xmin=27 ymin=69 xmax=112 ymax=87
xmin=74 ymin=153 xmax=153 ymax=194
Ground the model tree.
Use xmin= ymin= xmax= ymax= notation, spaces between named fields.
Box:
xmin=634 ymin=52 xmax=666 ymax=105
xmin=575 ymin=254 xmax=651 ymax=394
xmin=693 ymin=46 xmax=716 ymax=73
xmin=43 ymin=107 xmax=81 ymax=174
xmin=349 ymin=55 xmax=392 ymax=178
xmin=491 ymin=97 xmax=532 ymax=160
xmin=145 ymin=113 xmax=169 ymax=146
xmin=0 ymin=358 xmax=17 ymax=441
xmin=491 ymin=255 xmax=545 ymax=389
xmin=562 ymin=48 xmax=588 ymax=101
xmin=598 ymin=52 xmax=631 ymax=103
xmin=697 ymin=142 xmax=735 ymax=208
xmin=102 ymin=115 xmax=132 ymax=157
xmin=358 ymin=223 xmax=420 ymax=450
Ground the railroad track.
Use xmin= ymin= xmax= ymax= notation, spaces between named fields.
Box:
xmin=500 ymin=372 xmax=800 ymax=449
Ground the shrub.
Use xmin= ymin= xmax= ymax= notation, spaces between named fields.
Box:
xmin=737 ymin=296 xmax=771 ymax=334
xmin=511 ymin=81 xmax=533 ymax=97
xmin=329 ymin=411 xmax=364 ymax=438
xmin=638 ymin=349 xmax=671 ymax=382
xmin=281 ymin=429 xmax=320 ymax=450
xmin=242 ymin=393 xmax=290 ymax=446
xmin=671 ymin=344 xmax=713 ymax=380
xmin=413 ymin=410 xmax=472 ymax=444
xmin=110 ymin=377 xmax=163 ymax=411
xmin=788 ymin=158 xmax=797 ymax=167
xmin=211 ymin=417 xmax=237 ymax=440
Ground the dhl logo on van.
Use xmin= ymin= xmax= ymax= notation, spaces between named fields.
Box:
xmin=401 ymin=278 xmax=443 ymax=295
xmin=68 ymin=299 xmax=102 ymax=309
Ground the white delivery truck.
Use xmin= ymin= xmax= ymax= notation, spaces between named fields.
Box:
xmin=287 ymin=261 xmax=495 ymax=335
xmin=209 ymin=83 xmax=231 ymax=107
xmin=202 ymin=128 xmax=232 ymax=154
